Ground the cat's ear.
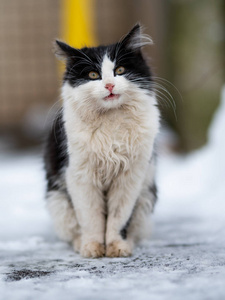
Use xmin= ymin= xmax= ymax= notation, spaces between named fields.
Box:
xmin=54 ymin=40 xmax=78 ymax=61
xmin=120 ymin=24 xmax=153 ymax=51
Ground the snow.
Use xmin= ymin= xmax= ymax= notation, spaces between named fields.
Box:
xmin=0 ymin=87 xmax=225 ymax=300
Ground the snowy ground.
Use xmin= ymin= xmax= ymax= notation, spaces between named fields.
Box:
xmin=0 ymin=88 xmax=225 ymax=300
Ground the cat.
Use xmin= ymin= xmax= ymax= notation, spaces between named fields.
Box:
xmin=44 ymin=24 xmax=160 ymax=258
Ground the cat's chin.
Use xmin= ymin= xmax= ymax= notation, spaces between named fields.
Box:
xmin=100 ymin=93 xmax=124 ymax=110
xmin=103 ymin=94 xmax=120 ymax=101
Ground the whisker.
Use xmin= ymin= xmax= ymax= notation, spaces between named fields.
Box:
xmin=152 ymin=76 xmax=183 ymax=103
xmin=152 ymin=87 xmax=177 ymax=121
xmin=128 ymin=75 xmax=177 ymax=120
xmin=150 ymin=82 xmax=176 ymax=109
xmin=52 ymin=107 xmax=64 ymax=144
xmin=44 ymin=99 xmax=62 ymax=130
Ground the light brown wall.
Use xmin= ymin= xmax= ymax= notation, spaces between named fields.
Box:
xmin=0 ymin=0 xmax=60 ymax=129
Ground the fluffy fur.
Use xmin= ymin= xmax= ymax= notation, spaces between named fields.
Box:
xmin=44 ymin=24 xmax=160 ymax=258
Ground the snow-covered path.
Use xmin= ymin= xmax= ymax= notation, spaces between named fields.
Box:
xmin=1 ymin=226 xmax=224 ymax=300
xmin=1 ymin=88 xmax=225 ymax=300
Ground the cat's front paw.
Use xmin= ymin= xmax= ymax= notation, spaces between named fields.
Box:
xmin=106 ymin=240 xmax=132 ymax=257
xmin=80 ymin=241 xmax=105 ymax=258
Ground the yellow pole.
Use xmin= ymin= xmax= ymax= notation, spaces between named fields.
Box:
xmin=61 ymin=0 xmax=97 ymax=48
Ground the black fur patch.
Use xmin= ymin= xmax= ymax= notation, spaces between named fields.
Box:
xmin=149 ymin=181 xmax=158 ymax=209
xmin=44 ymin=109 xmax=68 ymax=192
xmin=120 ymin=227 xmax=127 ymax=240
xmin=120 ymin=214 xmax=133 ymax=240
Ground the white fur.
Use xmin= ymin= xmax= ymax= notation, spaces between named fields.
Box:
xmin=128 ymin=32 xmax=154 ymax=49
xmin=48 ymin=54 xmax=160 ymax=257
xmin=46 ymin=191 xmax=80 ymax=242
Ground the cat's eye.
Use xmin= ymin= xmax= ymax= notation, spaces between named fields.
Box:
xmin=89 ymin=71 xmax=100 ymax=80
xmin=115 ymin=66 xmax=125 ymax=75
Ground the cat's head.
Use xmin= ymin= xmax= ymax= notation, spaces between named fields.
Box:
xmin=55 ymin=24 xmax=153 ymax=112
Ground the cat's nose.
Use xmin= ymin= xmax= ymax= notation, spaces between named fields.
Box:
xmin=105 ymin=83 xmax=115 ymax=93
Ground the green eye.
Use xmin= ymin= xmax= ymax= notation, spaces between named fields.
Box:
xmin=89 ymin=71 xmax=100 ymax=79
xmin=115 ymin=66 xmax=125 ymax=75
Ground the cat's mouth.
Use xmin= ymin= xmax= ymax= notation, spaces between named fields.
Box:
xmin=104 ymin=93 xmax=120 ymax=101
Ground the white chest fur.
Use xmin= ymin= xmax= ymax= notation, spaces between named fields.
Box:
xmin=62 ymin=83 xmax=160 ymax=189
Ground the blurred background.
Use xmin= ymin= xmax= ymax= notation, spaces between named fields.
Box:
xmin=0 ymin=0 xmax=224 ymax=152
xmin=0 ymin=3 xmax=225 ymax=292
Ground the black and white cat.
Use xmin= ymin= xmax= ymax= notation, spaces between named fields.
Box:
xmin=44 ymin=24 xmax=160 ymax=258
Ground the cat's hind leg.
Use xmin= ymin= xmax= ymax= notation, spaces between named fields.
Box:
xmin=46 ymin=190 xmax=81 ymax=251
xmin=121 ymin=179 xmax=157 ymax=246
xmin=106 ymin=161 xmax=157 ymax=257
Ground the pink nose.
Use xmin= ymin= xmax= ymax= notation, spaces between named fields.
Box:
xmin=105 ymin=83 xmax=114 ymax=93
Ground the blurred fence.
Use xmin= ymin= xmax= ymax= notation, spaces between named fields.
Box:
xmin=0 ymin=0 xmax=60 ymax=134
xmin=0 ymin=0 xmax=224 ymax=151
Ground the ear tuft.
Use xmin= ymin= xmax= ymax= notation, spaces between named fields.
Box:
xmin=53 ymin=40 xmax=76 ymax=61
xmin=121 ymin=24 xmax=153 ymax=51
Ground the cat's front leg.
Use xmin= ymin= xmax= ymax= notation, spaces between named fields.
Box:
xmin=106 ymin=165 xmax=146 ymax=257
xmin=66 ymin=168 xmax=105 ymax=258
